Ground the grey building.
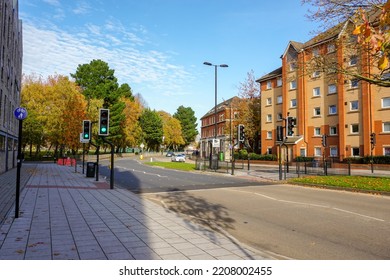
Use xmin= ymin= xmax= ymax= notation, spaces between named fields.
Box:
xmin=0 ymin=0 xmax=23 ymax=173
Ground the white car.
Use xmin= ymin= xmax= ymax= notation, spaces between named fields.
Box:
xmin=171 ymin=154 xmax=186 ymax=162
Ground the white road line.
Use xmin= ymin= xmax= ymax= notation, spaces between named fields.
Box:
xmin=228 ymin=189 xmax=386 ymax=223
xmin=116 ymin=165 xmax=168 ymax=178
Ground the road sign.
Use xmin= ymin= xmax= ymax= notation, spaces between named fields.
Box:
xmin=212 ymin=138 xmax=220 ymax=148
xmin=14 ymin=107 xmax=28 ymax=120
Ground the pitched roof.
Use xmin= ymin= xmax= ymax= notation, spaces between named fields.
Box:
xmin=255 ymin=67 xmax=282 ymax=83
xmin=200 ymin=96 xmax=240 ymax=119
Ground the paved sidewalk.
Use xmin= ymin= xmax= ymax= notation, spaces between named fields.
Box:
xmin=0 ymin=163 xmax=270 ymax=260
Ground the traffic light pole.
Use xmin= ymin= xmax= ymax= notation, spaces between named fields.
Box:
xmin=101 ymin=136 xmax=114 ymax=189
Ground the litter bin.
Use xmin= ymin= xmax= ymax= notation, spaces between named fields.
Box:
xmin=86 ymin=162 xmax=96 ymax=177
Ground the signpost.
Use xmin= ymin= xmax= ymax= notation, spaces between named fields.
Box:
xmin=14 ymin=107 xmax=28 ymax=219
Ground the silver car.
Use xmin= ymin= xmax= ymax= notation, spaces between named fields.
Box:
xmin=171 ymin=154 xmax=186 ymax=162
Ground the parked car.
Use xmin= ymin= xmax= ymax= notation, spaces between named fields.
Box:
xmin=171 ymin=154 xmax=186 ymax=162
xmin=166 ymin=151 xmax=174 ymax=157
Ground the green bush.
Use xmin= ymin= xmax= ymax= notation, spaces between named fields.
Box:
xmin=295 ymin=156 xmax=315 ymax=162
xmin=344 ymin=156 xmax=390 ymax=164
xmin=234 ymin=150 xmax=276 ymax=161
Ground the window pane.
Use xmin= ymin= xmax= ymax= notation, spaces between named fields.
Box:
xmin=328 ymin=84 xmax=337 ymax=94
xmin=351 ymin=101 xmax=359 ymax=111
xmin=329 ymin=105 xmax=337 ymax=115
xmin=382 ymin=97 xmax=390 ymax=108
xmin=384 ymin=122 xmax=390 ymax=132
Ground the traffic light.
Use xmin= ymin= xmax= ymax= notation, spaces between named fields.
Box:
xmin=98 ymin=108 xmax=109 ymax=136
xmin=370 ymin=133 xmax=376 ymax=146
xmin=287 ymin=117 xmax=296 ymax=136
xmin=82 ymin=120 xmax=91 ymax=141
xmin=238 ymin=124 xmax=245 ymax=143
xmin=276 ymin=126 xmax=284 ymax=141
xmin=321 ymin=134 xmax=327 ymax=147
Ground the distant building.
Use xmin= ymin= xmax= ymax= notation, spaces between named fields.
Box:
xmin=256 ymin=21 xmax=390 ymax=162
xmin=199 ymin=97 xmax=240 ymax=161
xmin=0 ymin=0 xmax=23 ymax=173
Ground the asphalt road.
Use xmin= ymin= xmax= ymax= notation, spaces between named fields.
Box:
xmin=99 ymin=158 xmax=269 ymax=193
xmin=100 ymin=158 xmax=390 ymax=259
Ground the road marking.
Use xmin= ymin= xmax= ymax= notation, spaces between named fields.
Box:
xmin=116 ymin=165 xmax=168 ymax=178
xmin=228 ymin=189 xmax=386 ymax=223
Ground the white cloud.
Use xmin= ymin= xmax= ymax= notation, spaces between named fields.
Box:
xmin=22 ymin=19 xmax=194 ymax=100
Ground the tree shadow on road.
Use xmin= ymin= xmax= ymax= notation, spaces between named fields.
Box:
xmin=156 ymin=189 xmax=256 ymax=259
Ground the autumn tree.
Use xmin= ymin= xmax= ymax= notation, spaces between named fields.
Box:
xmin=21 ymin=74 xmax=86 ymax=156
xmin=231 ymin=70 xmax=261 ymax=152
xmin=302 ymin=0 xmax=390 ymax=86
xmin=122 ymin=96 xmax=143 ymax=147
xmin=158 ymin=111 xmax=185 ymax=151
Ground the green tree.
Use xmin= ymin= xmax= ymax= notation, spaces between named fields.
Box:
xmin=139 ymin=109 xmax=163 ymax=151
xmin=173 ymin=106 xmax=198 ymax=148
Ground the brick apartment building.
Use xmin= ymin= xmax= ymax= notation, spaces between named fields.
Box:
xmin=199 ymin=97 xmax=240 ymax=161
xmin=0 ymin=0 xmax=23 ymax=173
xmin=256 ymin=21 xmax=390 ymax=162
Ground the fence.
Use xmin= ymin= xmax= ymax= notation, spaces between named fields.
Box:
xmin=195 ymin=158 xmax=246 ymax=174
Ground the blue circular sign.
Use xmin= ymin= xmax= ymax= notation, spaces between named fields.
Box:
xmin=14 ymin=107 xmax=28 ymax=120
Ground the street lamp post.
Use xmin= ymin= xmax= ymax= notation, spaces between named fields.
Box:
xmin=203 ymin=61 xmax=228 ymax=170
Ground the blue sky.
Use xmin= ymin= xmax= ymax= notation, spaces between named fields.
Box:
xmin=20 ymin=0 xmax=318 ymax=124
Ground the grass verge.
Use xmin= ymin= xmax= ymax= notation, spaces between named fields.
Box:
xmin=145 ymin=161 xmax=196 ymax=171
xmin=289 ymin=175 xmax=390 ymax=193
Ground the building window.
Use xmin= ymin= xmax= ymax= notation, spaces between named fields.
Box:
xmin=290 ymin=99 xmax=297 ymax=108
xmin=350 ymin=100 xmax=359 ymax=111
xmin=312 ymin=70 xmax=321 ymax=78
xmin=266 ymin=81 xmax=272 ymax=90
xmin=382 ymin=97 xmax=390 ymax=108
xmin=290 ymin=80 xmax=297 ymax=90
xmin=330 ymin=147 xmax=338 ymax=157
xmin=314 ymin=127 xmax=321 ymax=136
xmin=349 ymin=55 xmax=358 ymax=66
xmin=300 ymin=148 xmax=306 ymax=157
xmin=267 ymin=131 xmax=272 ymax=139
xmin=277 ymin=77 xmax=282 ymax=87
xmin=352 ymin=147 xmax=360 ymax=157
xmin=290 ymin=62 xmax=297 ymax=71
xmin=312 ymin=47 xmax=319 ymax=57
xmin=351 ymin=124 xmax=359 ymax=134
xmin=266 ymin=97 xmax=272 ymax=106
xmin=384 ymin=147 xmax=390 ymax=156
xmin=327 ymin=43 xmax=335 ymax=53
xmin=267 ymin=147 xmax=273 ymax=155
xmin=277 ymin=113 xmax=283 ymax=121
xmin=351 ymin=79 xmax=359 ymax=88
xmin=314 ymin=107 xmax=321 ymax=117
xmin=383 ymin=122 xmax=390 ymax=132
xmin=329 ymin=126 xmax=337 ymax=135
xmin=313 ymin=87 xmax=321 ymax=97
xmin=328 ymin=84 xmax=337 ymax=94
xmin=277 ymin=95 xmax=283 ymax=104
xmin=314 ymin=147 xmax=322 ymax=156
xmin=329 ymin=105 xmax=337 ymax=115
xmin=266 ymin=114 xmax=272 ymax=122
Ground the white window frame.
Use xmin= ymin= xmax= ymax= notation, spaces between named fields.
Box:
xmin=330 ymin=147 xmax=338 ymax=157
xmin=266 ymin=97 xmax=272 ymax=106
xmin=267 ymin=147 xmax=273 ymax=155
xmin=314 ymin=147 xmax=322 ymax=157
xmin=383 ymin=122 xmax=390 ymax=133
xmin=312 ymin=70 xmax=321 ymax=78
xmin=382 ymin=97 xmax=390 ymax=108
xmin=277 ymin=95 xmax=283 ymax=104
xmin=351 ymin=79 xmax=359 ymax=88
xmin=314 ymin=127 xmax=321 ymax=136
xmin=329 ymin=105 xmax=337 ymax=115
xmin=352 ymin=147 xmax=360 ymax=157
xmin=328 ymin=84 xmax=337 ymax=94
xmin=314 ymin=107 xmax=321 ymax=117
xmin=350 ymin=100 xmax=359 ymax=111
xmin=351 ymin=124 xmax=359 ymax=134
xmin=349 ymin=55 xmax=358 ymax=66
xmin=327 ymin=43 xmax=335 ymax=53
xmin=266 ymin=81 xmax=272 ymax=90
xmin=384 ymin=147 xmax=390 ymax=156
xmin=290 ymin=99 xmax=297 ymax=108
xmin=277 ymin=77 xmax=282 ymax=87
xmin=329 ymin=126 xmax=337 ymax=135
xmin=267 ymin=131 xmax=272 ymax=139
xmin=277 ymin=113 xmax=283 ymax=121
xmin=290 ymin=62 xmax=297 ymax=71
xmin=290 ymin=80 xmax=297 ymax=90
xmin=266 ymin=114 xmax=272 ymax=122
xmin=313 ymin=87 xmax=321 ymax=97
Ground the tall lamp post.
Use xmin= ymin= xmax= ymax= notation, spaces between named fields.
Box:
xmin=203 ymin=61 xmax=228 ymax=170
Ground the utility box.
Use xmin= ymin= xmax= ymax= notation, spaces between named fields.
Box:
xmin=86 ymin=162 xmax=96 ymax=177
